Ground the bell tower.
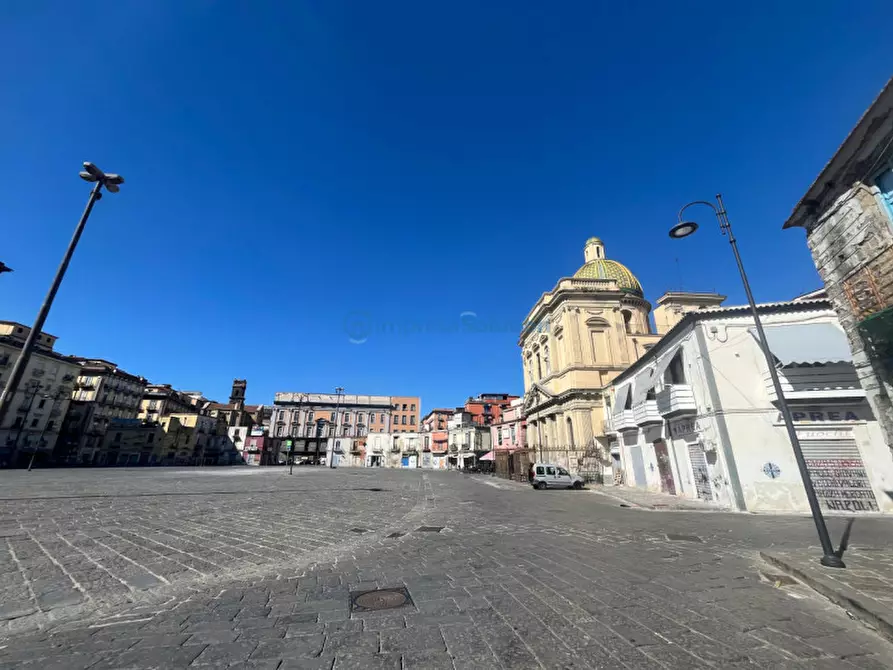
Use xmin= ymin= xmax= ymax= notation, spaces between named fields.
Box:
xmin=229 ymin=379 xmax=247 ymax=412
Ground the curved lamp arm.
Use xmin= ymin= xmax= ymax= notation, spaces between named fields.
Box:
xmin=676 ymin=199 xmax=720 ymax=223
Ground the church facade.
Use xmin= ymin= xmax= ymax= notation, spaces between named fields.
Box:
xmin=518 ymin=237 xmax=663 ymax=480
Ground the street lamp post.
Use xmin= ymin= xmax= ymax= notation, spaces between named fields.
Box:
xmin=0 ymin=163 xmax=124 ymax=432
xmin=328 ymin=387 xmax=344 ymax=469
xmin=670 ymin=193 xmax=845 ymax=569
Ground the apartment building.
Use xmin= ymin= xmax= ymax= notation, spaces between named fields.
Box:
xmin=464 ymin=393 xmax=519 ymax=427
xmin=390 ymin=395 xmax=420 ymax=432
xmin=139 ymin=384 xmax=195 ymax=422
xmin=60 ymin=359 xmax=147 ymax=465
xmin=0 ymin=321 xmax=80 ymax=468
xmin=448 ymin=410 xmax=492 ymax=469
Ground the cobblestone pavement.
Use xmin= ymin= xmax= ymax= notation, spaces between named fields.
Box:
xmin=2 ymin=467 xmax=893 ymax=668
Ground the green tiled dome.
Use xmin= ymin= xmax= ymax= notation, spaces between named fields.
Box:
xmin=574 ymin=259 xmax=643 ymax=296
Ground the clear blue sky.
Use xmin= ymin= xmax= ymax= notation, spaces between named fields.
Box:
xmin=1 ymin=2 xmax=890 ymax=412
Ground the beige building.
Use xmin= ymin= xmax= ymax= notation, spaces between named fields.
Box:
xmin=138 ymin=384 xmax=195 ymax=422
xmin=0 ymin=321 xmax=80 ymax=467
xmin=61 ymin=359 xmax=147 ymax=465
xmin=519 ymin=237 xmax=668 ymax=479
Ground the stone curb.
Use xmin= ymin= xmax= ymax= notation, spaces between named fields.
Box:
xmin=761 ymin=551 xmax=893 ymax=644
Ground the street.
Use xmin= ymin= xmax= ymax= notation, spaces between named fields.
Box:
xmin=1 ymin=467 xmax=891 ymax=668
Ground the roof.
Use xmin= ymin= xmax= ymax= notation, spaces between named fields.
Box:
xmin=612 ymin=297 xmax=834 ymax=385
xmin=783 ymin=77 xmax=893 ymax=229
xmin=573 ymin=259 xmax=643 ymax=296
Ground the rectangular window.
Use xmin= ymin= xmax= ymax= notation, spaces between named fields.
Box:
xmin=409 ymin=415 xmax=415 ymax=424
xmin=402 ymin=404 xmax=407 ymax=411
xmin=380 ymin=413 xmax=385 ymax=422
xmin=876 ymin=163 xmax=893 ymax=220
xmin=411 ymin=403 xmax=416 ymax=411
xmin=30 ymin=418 xmax=38 ymax=428
xmin=148 ymin=433 xmax=155 ymax=443
xmin=38 ymin=399 xmax=46 ymax=409
xmin=546 ymin=466 xmax=555 ymax=475
xmin=401 ymin=416 xmax=407 ymax=425
xmin=330 ymin=412 xmax=336 ymax=421
xmin=536 ymin=466 xmax=545 ymax=475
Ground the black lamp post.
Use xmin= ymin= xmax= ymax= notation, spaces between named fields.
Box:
xmin=671 ymin=193 xmax=844 ymax=569
xmin=0 ymin=163 xmax=123 ymax=432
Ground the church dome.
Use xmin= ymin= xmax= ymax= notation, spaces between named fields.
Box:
xmin=574 ymin=238 xmax=644 ymax=297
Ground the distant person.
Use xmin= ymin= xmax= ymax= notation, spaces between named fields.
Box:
xmin=528 ymin=463 xmax=534 ymax=483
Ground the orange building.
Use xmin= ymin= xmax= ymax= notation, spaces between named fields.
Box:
xmin=464 ymin=393 xmax=519 ymax=427
xmin=389 ymin=396 xmax=420 ymax=433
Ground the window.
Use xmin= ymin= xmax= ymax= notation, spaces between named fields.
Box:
xmin=511 ymin=425 xmax=516 ymax=443
xmin=30 ymin=418 xmax=38 ymax=428
xmin=46 ymin=421 xmax=54 ymax=431
xmin=38 ymin=398 xmax=46 ymax=409
xmin=543 ymin=346 xmax=551 ymax=376
xmin=276 ymin=426 xmax=283 ymax=437
xmin=411 ymin=404 xmax=416 ymax=411
xmin=380 ymin=413 xmax=385 ymax=422
xmin=409 ymin=415 xmax=415 ymax=424
xmin=148 ymin=433 xmax=155 ymax=443
xmin=330 ymin=411 xmax=336 ymax=421
xmin=536 ymin=466 xmax=545 ymax=475
xmin=557 ymin=467 xmax=569 ymax=476
xmin=546 ymin=466 xmax=555 ymax=475
xmin=402 ymin=403 xmax=407 ymax=411
xmin=308 ymin=411 xmax=314 ymax=421
xmin=114 ymin=432 xmax=122 ymax=443
xmin=401 ymin=415 xmax=407 ymax=425
xmin=622 ymin=310 xmax=633 ymax=335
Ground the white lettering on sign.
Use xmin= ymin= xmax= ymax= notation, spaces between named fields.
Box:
xmin=778 ymin=410 xmax=860 ymax=423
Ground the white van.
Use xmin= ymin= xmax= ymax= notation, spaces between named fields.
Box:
xmin=531 ymin=463 xmax=585 ymax=490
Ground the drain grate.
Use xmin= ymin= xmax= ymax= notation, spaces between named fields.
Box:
xmin=350 ymin=586 xmax=414 ymax=613
xmin=416 ymin=526 xmax=444 ymax=533
xmin=350 ymin=528 xmax=368 ymax=534
xmin=666 ymin=533 xmax=703 ymax=543
xmin=386 ymin=532 xmax=405 ymax=539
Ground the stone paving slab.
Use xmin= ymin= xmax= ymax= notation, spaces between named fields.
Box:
xmin=762 ymin=547 xmax=893 ymax=643
xmin=2 ymin=468 xmax=893 ymax=668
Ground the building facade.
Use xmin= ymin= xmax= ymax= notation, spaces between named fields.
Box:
xmin=59 ymin=359 xmax=147 ymax=465
xmin=390 ymin=396 xmax=421 ymax=432
xmin=420 ymin=408 xmax=451 ymax=466
xmin=608 ymin=297 xmax=893 ymax=514
xmin=271 ymin=392 xmax=420 ymax=466
xmin=100 ymin=418 xmax=165 ymax=466
xmin=139 ymin=384 xmax=195 ymax=422
xmin=783 ymin=77 xmax=893 ymax=451
xmin=463 ymin=393 xmax=519 ymax=427
xmin=363 ymin=432 xmax=422 ymax=468
xmin=518 ymin=237 xmax=662 ymax=480
xmin=448 ymin=410 xmax=492 ymax=469
xmin=0 ymin=322 xmax=80 ymax=467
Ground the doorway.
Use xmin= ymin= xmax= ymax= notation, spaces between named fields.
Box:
xmin=629 ymin=445 xmax=646 ymax=487
xmin=653 ymin=440 xmax=676 ymax=495
xmin=688 ymin=443 xmax=713 ymax=501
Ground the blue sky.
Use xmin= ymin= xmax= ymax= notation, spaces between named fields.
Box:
xmin=1 ymin=2 xmax=890 ymax=412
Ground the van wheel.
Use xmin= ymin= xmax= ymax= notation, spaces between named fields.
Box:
xmin=573 ymin=481 xmax=583 ymax=490
xmin=536 ymin=481 xmax=547 ymax=490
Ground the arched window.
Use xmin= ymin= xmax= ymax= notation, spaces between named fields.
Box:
xmin=536 ymin=353 xmax=543 ymax=379
xmin=622 ymin=310 xmax=633 ymax=335
xmin=566 ymin=417 xmax=575 ymax=449
xmin=543 ymin=346 xmax=551 ymax=376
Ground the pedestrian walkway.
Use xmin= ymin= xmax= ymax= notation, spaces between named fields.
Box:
xmin=763 ymin=546 xmax=893 ymax=643
xmin=589 ymin=485 xmax=724 ymax=511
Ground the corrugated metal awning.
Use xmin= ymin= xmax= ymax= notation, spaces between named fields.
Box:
xmin=748 ymin=323 xmax=853 ymax=365
xmin=631 ymin=366 xmax=656 ymax=405
xmin=613 ymin=384 xmax=631 ymax=415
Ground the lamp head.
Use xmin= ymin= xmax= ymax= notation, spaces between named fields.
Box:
xmin=669 ymin=221 xmax=699 ymax=239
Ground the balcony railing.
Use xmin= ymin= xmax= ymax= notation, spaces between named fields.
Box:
xmin=613 ymin=410 xmax=637 ymax=432
xmin=633 ymin=400 xmax=662 ymax=426
xmin=656 ymin=384 xmax=697 ymax=418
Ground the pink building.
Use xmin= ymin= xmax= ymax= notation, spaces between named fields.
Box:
xmin=490 ymin=398 xmax=526 ymax=452
xmin=242 ymin=429 xmax=280 ymax=466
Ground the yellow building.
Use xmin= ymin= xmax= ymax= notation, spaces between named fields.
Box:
xmin=519 ymin=237 xmax=663 ymax=478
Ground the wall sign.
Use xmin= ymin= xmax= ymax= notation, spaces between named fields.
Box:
xmin=778 ymin=409 xmax=861 ymax=423
xmin=762 ymin=462 xmax=781 ymax=479
xmin=670 ymin=419 xmax=698 ymax=439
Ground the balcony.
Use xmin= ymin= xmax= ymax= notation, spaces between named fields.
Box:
xmin=31 ymin=369 xmax=45 ymax=378
xmin=633 ymin=400 xmax=662 ymax=426
xmin=370 ymin=443 xmax=383 ymax=454
xmin=656 ymin=384 xmax=697 ymax=418
xmin=62 ymin=374 xmax=75 ymax=382
xmin=613 ymin=410 xmax=637 ymax=432
xmin=763 ymin=365 xmax=866 ymax=404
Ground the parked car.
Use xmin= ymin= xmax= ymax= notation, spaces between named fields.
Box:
xmin=530 ymin=463 xmax=585 ymax=490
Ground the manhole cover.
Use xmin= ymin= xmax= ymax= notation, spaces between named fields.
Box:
xmin=350 ymin=528 xmax=368 ymax=534
xmin=350 ymin=586 xmax=414 ymax=613
xmin=416 ymin=526 xmax=444 ymax=533
xmin=666 ymin=533 xmax=703 ymax=542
